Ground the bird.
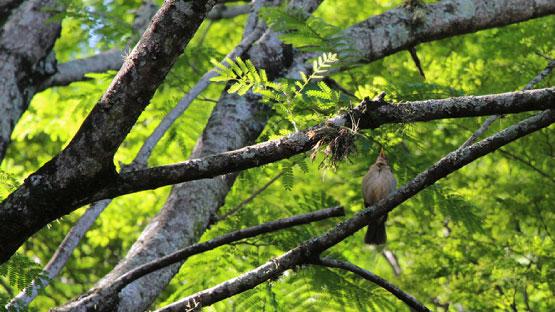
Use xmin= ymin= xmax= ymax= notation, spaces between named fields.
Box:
xmin=362 ymin=149 xmax=397 ymax=245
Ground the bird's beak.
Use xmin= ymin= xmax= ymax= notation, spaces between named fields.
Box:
xmin=379 ymin=148 xmax=385 ymax=158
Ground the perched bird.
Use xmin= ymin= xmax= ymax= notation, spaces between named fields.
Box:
xmin=362 ymin=149 xmax=397 ymax=245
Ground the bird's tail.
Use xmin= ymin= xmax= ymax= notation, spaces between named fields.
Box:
xmin=364 ymin=215 xmax=387 ymax=245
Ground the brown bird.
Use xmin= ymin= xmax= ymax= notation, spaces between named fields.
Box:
xmin=362 ymin=149 xmax=397 ymax=245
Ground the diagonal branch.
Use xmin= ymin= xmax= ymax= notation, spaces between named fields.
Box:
xmin=55 ymin=1 xmax=323 ymax=310
xmin=312 ymin=258 xmax=429 ymax=312
xmin=38 ymin=0 xmax=555 ymax=92
xmin=154 ymin=109 xmax=554 ymax=311
xmin=213 ymin=170 xmax=284 ymax=223
xmin=382 ymin=249 xmax=402 ymax=276
xmin=51 ymin=206 xmax=344 ymax=311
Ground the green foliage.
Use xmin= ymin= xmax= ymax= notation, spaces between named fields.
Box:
xmin=260 ymin=7 xmax=362 ymax=62
xmin=211 ymin=52 xmax=341 ymax=130
xmin=0 ymin=254 xmax=49 ymax=306
xmin=0 ymin=170 xmax=19 ymax=200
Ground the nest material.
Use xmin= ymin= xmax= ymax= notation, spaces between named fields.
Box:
xmin=307 ymin=125 xmax=356 ymax=168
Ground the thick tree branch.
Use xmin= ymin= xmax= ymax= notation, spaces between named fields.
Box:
xmin=4 ymin=200 xmax=111 ymax=310
xmin=154 ymin=109 xmax=554 ymax=311
xmin=132 ymin=24 xmax=266 ymax=168
xmin=345 ymin=0 xmax=555 ymax=64
xmin=0 ymin=0 xmax=23 ymax=21
xmin=0 ymin=0 xmax=215 ymax=264
xmin=5 ymin=0 xmax=198 ymax=306
xmin=51 ymin=206 xmax=344 ymax=311
xmin=94 ymin=88 xmax=555 ymax=200
xmin=312 ymin=258 xmax=429 ymax=312
xmin=0 ymin=0 xmax=61 ymax=160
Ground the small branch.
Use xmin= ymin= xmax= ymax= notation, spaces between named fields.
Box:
xmin=207 ymin=3 xmax=251 ymax=20
xmin=498 ymin=149 xmax=555 ymax=184
xmin=40 ymin=0 xmax=159 ymax=91
xmin=6 ymin=2 xmax=260 ymax=308
xmin=55 ymin=206 xmax=344 ymax=310
xmin=213 ymin=171 xmax=284 ymax=223
xmin=38 ymin=49 xmax=123 ymax=91
xmin=312 ymin=258 xmax=429 ymax=312
xmin=155 ymin=109 xmax=554 ymax=311
xmin=460 ymin=60 xmax=555 ymax=149
xmin=5 ymin=200 xmax=111 ymax=309
xmin=382 ymin=249 xmax=402 ymax=276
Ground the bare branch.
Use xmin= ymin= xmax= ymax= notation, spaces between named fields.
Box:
xmin=52 ymin=206 xmax=344 ymax=311
xmin=498 ymin=149 xmax=555 ymax=184
xmin=5 ymin=200 xmax=111 ymax=310
xmin=312 ymin=258 xmax=429 ymax=312
xmin=213 ymin=171 xmax=284 ymax=223
xmin=54 ymin=2 xmax=323 ymax=310
xmin=38 ymin=49 xmax=122 ymax=91
xmin=39 ymin=0 xmax=555 ymax=92
xmin=0 ymin=0 xmax=23 ymax=21
xmin=40 ymin=3 xmax=252 ymax=91
xmin=460 ymin=59 xmax=555 ymax=148
xmin=382 ymin=249 xmax=402 ymax=276
xmin=95 ymin=88 xmax=555 ymax=200
xmin=155 ymin=109 xmax=554 ymax=311
xmin=0 ymin=0 xmax=61 ymax=160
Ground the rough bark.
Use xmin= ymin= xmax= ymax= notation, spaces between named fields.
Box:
xmin=5 ymin=2 xmax=166 ymax=308
xmin=156 ymin=109 xmax=554 ymax=311
xmin=0 ymin=0 xmax=215 ymax=264
xmin=0 ymin=0 xmax=61 ymax=160
xmin=0 ymin=0 xmax=23 ymax=22
xmin=344 ymin=0 xmax=555 ymax=63
xmin=1 ymin=85 xmax=552 ymax=266
xmin=86 ymin=93 xmax=271 ymax=312
xmin=460 ymin=59 xmax=555 ymax=149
